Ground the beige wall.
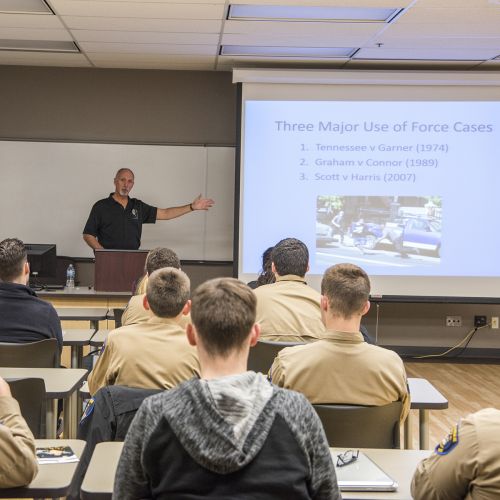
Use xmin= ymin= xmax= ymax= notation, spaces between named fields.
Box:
xmin=3 ymin=64 xmax=500 ymax=354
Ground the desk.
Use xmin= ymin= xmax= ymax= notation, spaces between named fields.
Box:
xmin=90 ymin=329 xmax=110 ymax=348
xmin=407 ymin=378 xmax=448 ymax=450
xmin=333 ymin=448 xmax=429 ymax=499
xmin=81 ymin=443 xmax=430 ymax=500
xmin=56 ymin=307 xmax=109 ymax=331
xmin=81 ymin=442 xmax=122 ymax=500
xmin=63 ymin=329 xmax=95 ymax=368
xmin=0 ymin=367 xmax=87 ymax=439
xmin=0 ymin=439 xmax=86 ymax=498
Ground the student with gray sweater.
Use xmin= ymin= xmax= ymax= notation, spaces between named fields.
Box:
xmin=113 ymin=277 xmax=340 ymax=500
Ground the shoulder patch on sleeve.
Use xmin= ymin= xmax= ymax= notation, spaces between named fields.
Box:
xmin=80 ymin=398 xmax=95 ymax=423
xmin=435 ymin=423 xmax=459 ymax=455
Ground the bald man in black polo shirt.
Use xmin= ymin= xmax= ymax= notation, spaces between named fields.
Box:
xmin=83 ymin=168 xmax=214 ymax=250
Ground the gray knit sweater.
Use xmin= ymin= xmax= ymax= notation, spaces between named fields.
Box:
xmin=113 ymin=372 xmax=341 ymax=499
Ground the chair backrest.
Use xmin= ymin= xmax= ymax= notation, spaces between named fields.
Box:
xmin=113 ymin=308 xmax=125 ymax=328
xmin=0 ymin=339 xmax=59 ymax=368
xmin=247 ymin=340 xmax=303 ymax=374
xmin=9 ymin=378 xmax=47 ymax=438
xmin=313 ymin=401 xmax=402 ymax=449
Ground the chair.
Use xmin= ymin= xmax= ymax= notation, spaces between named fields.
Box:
xmin=113 ymin=307 xmax=125 ymax=328
xmin=9 ymin=378 xmax=47 ymax=438
xmin=313 ymin=401 xmax=402 ymax=449
xmin=247 ymin=340 xmax=304 ymax=374
xmin=0 ymin=338 xmax=60 ymax=367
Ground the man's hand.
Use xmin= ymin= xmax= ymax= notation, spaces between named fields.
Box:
xmin=191 ymin=194 xmax=215 ymax=211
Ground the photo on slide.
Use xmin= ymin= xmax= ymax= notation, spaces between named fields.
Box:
xmin=315 ymin=195 xmax=442 ymax=270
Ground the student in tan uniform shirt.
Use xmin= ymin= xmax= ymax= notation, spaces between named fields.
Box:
xmin=270 ymin=263 xmax=409 ymax=422
xmin=122 ymin=247 xmax=181 ymax=327
xmin=88 ymin=267 xmax=199 ymax=395
xmin=254 ymin=238 xmax=325 ymax=342
xmin=411 ymin=407 xmax=500 ymax=500
xmin=0 ymin=376 xmax=38 ymax=488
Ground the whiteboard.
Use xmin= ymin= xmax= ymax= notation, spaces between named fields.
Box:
xmin=0 ymin=141 xmax=235 ymax=260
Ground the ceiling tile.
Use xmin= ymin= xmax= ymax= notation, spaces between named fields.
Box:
xmin=0 ymin=27 xmax=73 ymax=40
xmin=0 ymin=51 xmax=90 ymax=66
xmin=355 ymin=47 xmax=499 ymax=60
xmin=49 ymin=1 xmax=225 ymax=19
xmin=0 ymin=13 xmax=65 ymax=28
xmin=80 ymin=41 xmax=217 ymax=55
xmin=72 ymin=30 xmax=219 ymax=45
xmin=63 ymin=16 xmax=222 ymax=33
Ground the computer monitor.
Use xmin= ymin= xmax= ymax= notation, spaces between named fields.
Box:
xmin=25 ymin=243 xmax=57 ymax=280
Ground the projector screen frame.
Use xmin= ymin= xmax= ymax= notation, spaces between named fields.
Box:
xmin=233 ymin=69 xmax=500 ymax=300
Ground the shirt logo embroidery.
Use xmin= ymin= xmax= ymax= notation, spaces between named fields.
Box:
xmin=131 ymin=208 xmax=138 ymax=220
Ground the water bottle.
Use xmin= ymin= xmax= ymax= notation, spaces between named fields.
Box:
xmin=66 ymin=264 xmax=76 ymax=288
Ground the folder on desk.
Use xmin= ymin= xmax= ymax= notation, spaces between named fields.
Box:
xmin=332 ymin=451 xmax=398 ymax=492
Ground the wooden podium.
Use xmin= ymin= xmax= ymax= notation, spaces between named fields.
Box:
xmin=94 ymin=249 xmax=148 ymax=292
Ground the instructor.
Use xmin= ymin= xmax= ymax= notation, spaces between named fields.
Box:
xmin=83 ymin=168 xmax=214 ymax=250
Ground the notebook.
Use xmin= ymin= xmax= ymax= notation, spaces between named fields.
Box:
xmin=332 ymin=451 xmax=398 ymax=492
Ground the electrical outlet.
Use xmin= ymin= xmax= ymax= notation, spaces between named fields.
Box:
xmin=474 ymin=315 xmax=487 ymax=328
xmin=492 ymin=317 xmax=499 ymax=329
xmin=446 ymin=315 xmax=462 ymax=327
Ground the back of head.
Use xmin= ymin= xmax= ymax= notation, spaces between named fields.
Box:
xmin=321 ymin=263 xmax=370 ymax=318
xmin=146 ymin=267 xmax=190 ymax=318
xmin=271 ymin=238 xmax=309 ymax=277
xmin=191 ymin=278 xmax=256 ymax=357
xmin=0 ymin=238 xmax=26 ymax=282
xmin=145 ymin=247 xmax=180 ymax=275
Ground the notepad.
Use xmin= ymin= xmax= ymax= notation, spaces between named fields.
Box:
xmin=332 ymin=451 xmax=398 ymax=492
xmin=36 ymin=446 xmax=79 ymax=464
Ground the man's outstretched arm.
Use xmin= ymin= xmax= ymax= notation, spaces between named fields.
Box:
xmin=156 ymin=194 xmax=214 ymax=220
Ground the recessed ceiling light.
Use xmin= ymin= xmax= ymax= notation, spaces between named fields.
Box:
xmin=0 ymin=0 xmax=53 ymax=14
xmin=0 ymin=39 xmax=79 ymax=53
xmin=228 ymin=5 xmax=401 ymax=22
xmin=220 ymin=45 xmax=357 ymax=58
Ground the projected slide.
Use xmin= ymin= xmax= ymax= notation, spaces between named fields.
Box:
xmin=241 ymin=101 xmax=500 ymax=280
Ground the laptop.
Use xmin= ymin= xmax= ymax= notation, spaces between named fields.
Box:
xmin=332 ymin=450 xmax=398 ymax=492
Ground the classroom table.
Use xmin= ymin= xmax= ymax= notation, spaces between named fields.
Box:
xmin=407 ymin=377 xmax=448 ymax=450
xmin=81 ymin=443 xmax=430 ymax=500
xmin=56 ymin=307 xmax=109 ymax=331
xmin=90 ymin=329 xmax=111 ymax=348
xmin=0 ymin=367 xmax=87 ymax=439
xmin=0 ymin=439 xmax=86 ymax=499
xmin=63 ymin=329 xmax=95 ymax=368
xmin=333 ymin=448 xmax=430 ymax=499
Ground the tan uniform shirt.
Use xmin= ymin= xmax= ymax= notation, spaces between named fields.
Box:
xmin=0 ymin=396 xmax=38 ymax=488
xmin=88 ymin=316 xmax=199 ymax=395
xmin=121 ymin=293 xmax=191 ymax=329
xmin=411 ymin=408 xmax=500 ymax=500
xmin=270 ymin=329 xmax=409 ymax=421
xmin=254 ymin=275 xmax=325 ymax=342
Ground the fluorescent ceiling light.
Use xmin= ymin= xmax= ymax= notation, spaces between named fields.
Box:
xmin=0 ymin=39 xmax=79 ymax=53
xmin=228 ymin=5 xmax=401 ymax=22
xmin=221 ymin=45 xmax=357 ymax=58
xmin=0 ymin=0 xmax=52 ymax=14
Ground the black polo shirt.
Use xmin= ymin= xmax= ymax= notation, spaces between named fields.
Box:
xmin=83 ymin=194 xmax=157 ymax=250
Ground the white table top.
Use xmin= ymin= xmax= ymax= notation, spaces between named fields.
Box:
xmin=63 ymin=329 xmax=95 ymax=346
xmin=81 ymin=443 xmax=431 ymax=500
xmin=407 ymin=377 xmax=448 ymax=409
xmin=0 ymin=367 xmax=88 ymax=398
xmin=0 ymin=439 xmax=86 ymax=498
xmin=90 ymin=329 xmax=111 ymax=347
xmin=56 ymin=308 xmax=109 ymax=320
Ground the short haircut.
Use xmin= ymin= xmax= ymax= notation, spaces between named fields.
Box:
xmin=0 ymin=238 xmax=27 ymax=282
xmin=145 ymin=247 xmax=180 ymax=275
xmin=114 ymin=168 xmax=134 ymax=179
xmin=271 ymin=238 xmax=309 ymax=277
xmin=146 ymin=267 xmax=190 ymax=318
xmin=191 ymin=278 xmax=256 ymax=357
xmin=321 ymin=263 xmax=370 ymax=318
